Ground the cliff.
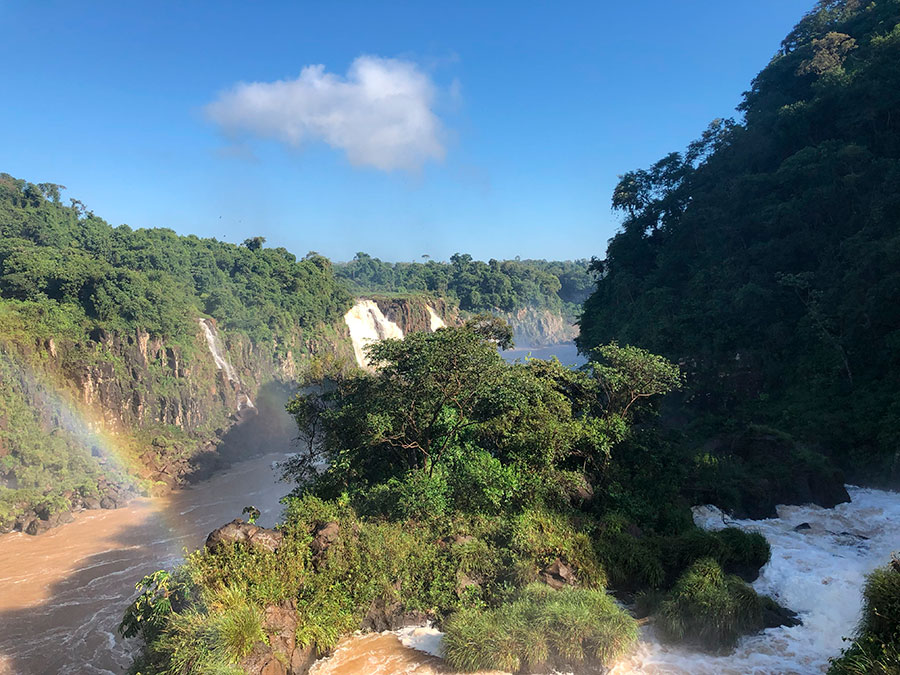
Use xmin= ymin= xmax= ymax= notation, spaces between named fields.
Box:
xmin=499 ymin=306 xmax=578 ymax=348
xmin=0 ymin=317 xmax=352 ymax=534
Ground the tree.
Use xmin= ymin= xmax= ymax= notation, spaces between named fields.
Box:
xmin=242 ymin=236 xmax=266 ymax=251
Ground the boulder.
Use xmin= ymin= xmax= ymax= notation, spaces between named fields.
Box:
xmin=310 ymin=521 xmax=340 ymax=557
xmin=362 ymin=597 xmax=431 ymax=633
xmin=205 ymin=519 xmax=283 ymax=554
xmin=239 ymin=599 xmax=320 ymax=674
xmin=539 ymin=558 xmax=577 ymax=590
xmin=762 ymin=602 xmax=802 ymax=629
xmin=25 ymin=519 xmax=51 ymax=536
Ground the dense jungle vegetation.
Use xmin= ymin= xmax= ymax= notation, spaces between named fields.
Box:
xmin=124 ymin=324 xmax=782 ymax=673
xmin=0 ymin=176 xmax=352 ymax=528
xmin=0 ymin=175 xmax=351 ymax=344
xmin=122 ymin=2 xmax=900 ymax=672
xmin=336 ymin=251 xmax=593 ymax=317
xmin=578 ymin=0 xmax=900 ymax=486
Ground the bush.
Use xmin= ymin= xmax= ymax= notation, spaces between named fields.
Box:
xmin=830 ymin=562 xmax=900 ymax=674
xmin=442 ymin=583 xmax=638 ymax=672
xmin=656 ymin=558 xmax=768 ymax=650
xmin=507 ymin=508 xmax=606 ymax=587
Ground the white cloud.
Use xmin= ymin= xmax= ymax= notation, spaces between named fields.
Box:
xmin=206 ymin=56 xmax=447 ymax=172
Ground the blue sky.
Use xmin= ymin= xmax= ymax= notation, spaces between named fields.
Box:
xmin=0 ymin=1 xmax=809 ymax=262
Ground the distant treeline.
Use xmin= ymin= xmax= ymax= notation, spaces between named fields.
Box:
xmin=335 ymin=252 xmax=593 ymax=316
xmin=0 ymin=174 xmax=351 ymax=346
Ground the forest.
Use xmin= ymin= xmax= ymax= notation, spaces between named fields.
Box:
xmin=577 ymin=0 xmax=900 ymax=486
xmin=335 ymin=252 xmax=592 ymax=317
xmin=121 ymin=2 xmax=900 ymax=673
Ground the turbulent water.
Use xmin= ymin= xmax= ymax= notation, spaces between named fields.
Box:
xmin=0 ymin=387 xmax=297 ymax=675
xmin=313 ymin=486 xmax=900 ymax=675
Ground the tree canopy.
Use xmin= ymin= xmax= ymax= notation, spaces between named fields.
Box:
xmin=578 ymin=0 xmax=900 ymax=482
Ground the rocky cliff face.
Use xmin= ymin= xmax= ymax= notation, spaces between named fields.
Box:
xmin=500 ymin=306 xmax=578 ymax=347
xmin=0 ymin=319 xmax=342 ymax=534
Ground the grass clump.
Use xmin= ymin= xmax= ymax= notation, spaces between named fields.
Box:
xmin=656 ymin=557 xmax=769 ymax=651
xmin=442 ymin=583 xmax=638 ymax=672
xmin=830 ymin=561 xmax=900 ymax=674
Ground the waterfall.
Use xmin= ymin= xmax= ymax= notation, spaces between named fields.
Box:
xmin=344 ymin=301 xmax=405 ymax=370
xmin=198 ymin=319 xmax=254 ymax=410
xmin=426 ymin=305 xmax=446 ymax=331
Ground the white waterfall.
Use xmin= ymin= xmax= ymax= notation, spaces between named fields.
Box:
xmin=426 ymin=305 xmax=446 ymax=331
xmin=344 ymin=300 xmax=405 ymax=370
xmin=198 ymin=318 xmax=254 ymax=410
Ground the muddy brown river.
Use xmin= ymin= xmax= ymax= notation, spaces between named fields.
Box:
xmin=0 ymin=448 xmax=294 ymax=674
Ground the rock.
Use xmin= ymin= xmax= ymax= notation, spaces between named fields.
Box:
xmin=25 ymin=519 xmax=51 ymax=536
xmin=539 ymin=558 xmax=577 ymax=590
xmin=762 ymin=602 xmax=802 ymax=629
xmin=700 ymin=428 xmax=851 ymax=519
xmin=239 ymin=599 xmax=320 ymax=674
xmin=456 ymin=573 xmax=481 ymax=598
xmin=794 ymin=522 xmax=812 ymax=532
xmin=310 ymin=521 xmax=340 ymax=557
xmin=362 ymin=597 xmax=431 ymax=633
xmin=626 ymin=523 xmax=644 ymax=539
xmin=290 ymin=645 xmax=317 ymax=674
xmin=99 ymin=497 xmax=117 ymax=510
xmin=205 ymin=519 xmax=283 ymax=554
xmin=82 ymin=497 xmax=101 ymax=510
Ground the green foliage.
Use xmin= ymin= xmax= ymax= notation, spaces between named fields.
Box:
xmin=442 ymin=584 xmax=639 ymax=672
xmin=0 ymin=172 xmax=351 ymax=342
xmin=656 ymin=558 xmax=769 ymax=650
xmin=120 ymin=570 xmax=181 ymax=640
xmin=508 ymin=508 xmax=606 ymax=588
xmin=336 ymin=251 xmax=593 ymax=317
xmin=830 ymin=561 xmax=900 ymax=674
xmin=577 ymin=0 xmax=900 ymax=483
xmin=0 ymin=172 xmax=352 ymax=523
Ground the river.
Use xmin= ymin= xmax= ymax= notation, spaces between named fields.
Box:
xmin=501 ymin=342 xmax=586 ymax=367
xmin=0 ymin=386 xmax=298 ymax=675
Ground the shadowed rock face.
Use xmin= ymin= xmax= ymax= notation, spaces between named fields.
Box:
xmin=698 ymin=429 xmax=851 ymax=520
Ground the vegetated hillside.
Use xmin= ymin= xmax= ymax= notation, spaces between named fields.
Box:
xmin=578 ymin=0 xmax=900 ymax=485
xmin=0 ymin=174 xmax=354 ymax=531
xmin=336 ymin=252 xmax=593 ymax=345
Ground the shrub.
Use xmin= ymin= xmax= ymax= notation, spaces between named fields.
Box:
xmin=656 ymin=558 xmax=768 ymax=650
xmin=830 ymin=562 xmax=900 ymax=674
xmin=507 ymin=508 xmax=606 ymax=587
xmin=442 ymin=584 xmax=638 ymax=672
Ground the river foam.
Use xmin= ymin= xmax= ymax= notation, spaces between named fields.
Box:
xmin=611 ymin=485 xmax=898 ymax=674
xmin=311 ymin=486 xmax=899 ymax=675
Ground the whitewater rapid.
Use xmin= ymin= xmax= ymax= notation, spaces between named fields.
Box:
xmin=313 ymin=486 xmax=900 ymax=675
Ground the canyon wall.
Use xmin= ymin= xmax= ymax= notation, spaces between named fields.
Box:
xmin=0 ymin=319 xmax=351 ymax=533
